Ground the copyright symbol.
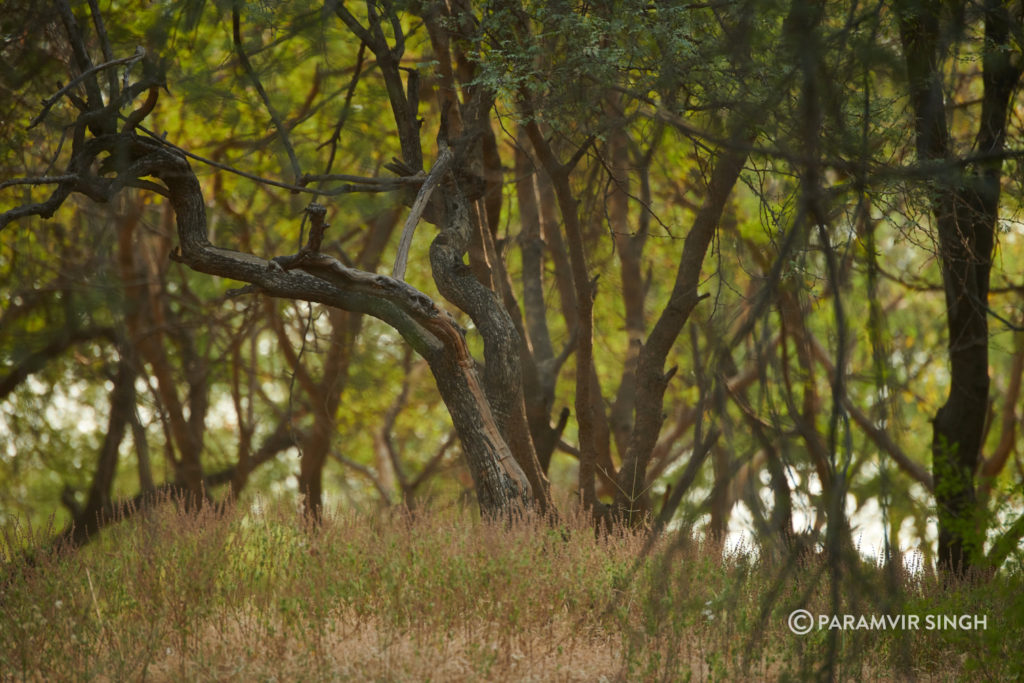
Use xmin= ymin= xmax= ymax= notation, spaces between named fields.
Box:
xmin=789 ymin=609 xmax=814 ymax=635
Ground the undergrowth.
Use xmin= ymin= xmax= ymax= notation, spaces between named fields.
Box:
xmin=1 ymin=498 xmax=1021 ymax=681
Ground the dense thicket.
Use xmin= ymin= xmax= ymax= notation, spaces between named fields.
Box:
xmin=2 ymin=0 xmax=1023 ymax=584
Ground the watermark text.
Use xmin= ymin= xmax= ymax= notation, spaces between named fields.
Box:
xmin=788 ymin=609 xmax=987 ymax=635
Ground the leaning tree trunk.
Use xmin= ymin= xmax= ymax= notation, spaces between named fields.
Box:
xmin=150 ymin=143 xmax=534 ymax=517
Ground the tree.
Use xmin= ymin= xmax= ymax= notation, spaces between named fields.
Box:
xmin=896 ymin=0 xmax=1023 ymax=576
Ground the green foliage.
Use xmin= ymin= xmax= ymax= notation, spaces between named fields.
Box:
xmin=1 ymin=0 xmax=1023 ymax=595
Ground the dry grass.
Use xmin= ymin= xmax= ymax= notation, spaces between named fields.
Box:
xmin=2 ymin=498 xmax=1021 ymax=681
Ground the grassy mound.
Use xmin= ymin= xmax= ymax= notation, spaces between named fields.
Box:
xmin=2 ymin=499 xmax=1021 ymax=681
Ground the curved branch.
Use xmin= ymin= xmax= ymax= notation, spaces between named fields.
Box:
xmin=392 ymin=147 xmax=452 ymax=280
xmin=137 ymin=134 xmax=530 ymax=516
xmin=0 ymin=327 xmax=117 ymax=401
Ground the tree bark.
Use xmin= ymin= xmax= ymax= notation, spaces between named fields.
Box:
xmin=429 ymin=174 xmax=552 ymax=510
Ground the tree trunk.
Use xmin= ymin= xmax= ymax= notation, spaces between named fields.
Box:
xmin=515 ymin=143 xmax=563 ymax=472
xmin=897 ymin=0 xmax=1022 ymax=576
xmin=60 ymin=354 xmax=135 ymax=547
xmin=614 ymin=145 xmax=748 ymax=521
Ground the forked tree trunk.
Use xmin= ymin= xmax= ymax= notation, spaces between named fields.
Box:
xmin=897 ymin=0 xmax=1022 ymax=576
xmin=613 ymin=145 xmax=748 ymax=521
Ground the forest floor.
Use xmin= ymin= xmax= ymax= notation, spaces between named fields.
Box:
xmin=2 ymin=498 xmax=1021 ymax=681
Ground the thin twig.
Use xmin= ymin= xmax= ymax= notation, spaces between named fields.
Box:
xmin=331 ymin=451 xmax=394 ymax=505
xmin=87 ymin=0 xmax=119 ymax=99
xmin=0 ymin=175 xmax=78 ymax=191
xmin=981 ymin=299 xmax=1024 ymax=332
xmin=232 ymin=4 xmax=302 ymax=183
xmin=409 ymin=431 xmax=457 ymax=492
xmin=29 ymin=47 xmax=145 ymax=129
xmin=300 ymin=172 xmax=413 ymax=187
xmin=132 ymin=124 xmax=417 ymax=195
xmin=318 ymin=41 xmax=367 ymax=164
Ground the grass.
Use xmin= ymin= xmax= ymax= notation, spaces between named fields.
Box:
xmin=1 ymin=498 xmax=1022 ymax=681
